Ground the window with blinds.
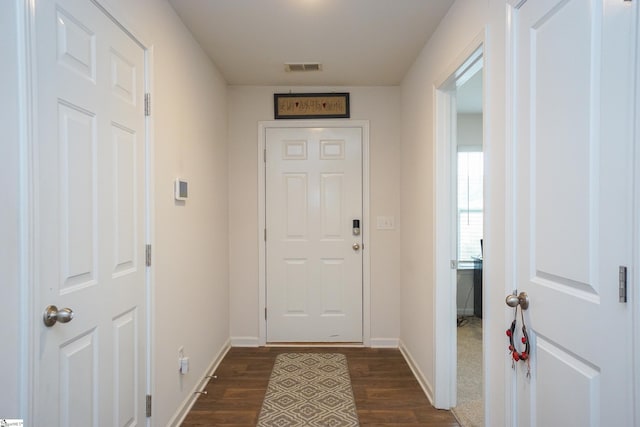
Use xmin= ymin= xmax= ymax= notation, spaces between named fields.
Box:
xmin=457 ymin=151 xmax=483 ymax=267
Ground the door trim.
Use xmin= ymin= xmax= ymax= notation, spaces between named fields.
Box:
xmin=19 ymin=1 xmax=154 ymax=423
xmin=258 ymin=120 xmax=370 ymax=346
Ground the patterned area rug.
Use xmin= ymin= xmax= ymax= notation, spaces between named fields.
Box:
xmin=257 ymin=353 xmax=360 ymax=426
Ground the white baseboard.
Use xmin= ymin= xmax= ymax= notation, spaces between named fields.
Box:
xmin=231 ymin=337 xmax=398 ymax=348
xmin=399 ymin=340 xmax=435 ymax=406
xmin=370 ymin=338 xmax=399 ymax=348
xmin=169 ymin=339 xmax=231 ymax=427
xmin=230 ymin=336 xmax=260 ymax=347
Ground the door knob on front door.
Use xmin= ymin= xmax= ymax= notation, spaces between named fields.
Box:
xmin=352 ymin=243 xmax=360 ymax=251
xmin=43 ymin=305 xmax=74 ymax=327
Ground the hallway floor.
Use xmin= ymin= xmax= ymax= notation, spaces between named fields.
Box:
xmin=181 ymin=347 xmax=460 ymax=426
xmin=453 ymin=316 xmax=483 ymax=426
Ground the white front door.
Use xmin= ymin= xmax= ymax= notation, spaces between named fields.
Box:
xmin=35 ymin=0 xmax=147 ymax=425
xmin=510 ymin=0 xmax=636 ymax=425
xmin=265 ymin=127 xmax=363 ymax=342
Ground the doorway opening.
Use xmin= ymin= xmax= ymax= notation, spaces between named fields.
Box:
xmin=264 ymin=126 xmax=364 ymax=343
xmin=453 ymin=61 xmax=483 ymax=427
xmin=433 ymin=39 xmax=484 ymax=426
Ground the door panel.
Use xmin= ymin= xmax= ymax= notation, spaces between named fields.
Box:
xmin=59 ymin=331 xmax=97 ymax=426
xmin=512 ymin=0 xmax=635 ymax=425
xmin=113 ymin=125 xmax=138 ymax=276
xmin=59 ymin=102 xmax=98 ymax=292
xmin=535 ymin=337 xmax=599 ymax=426
xmin=35 ymin=0 xmax=147 ymax=425
xmin=320 ymin=173 xmax=344 ymax=237
xmin=113 ymin=309 xmax=137 ymax=427
xmin=266 ymin=127 xmax=363 ymax=342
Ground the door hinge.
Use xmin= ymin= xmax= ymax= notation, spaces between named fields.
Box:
xmin=450 ymin=260 xmax=458 ymax=269
xmin=144 ymin=93 xmax=151 ymax=116
xmin=146 ymin=394 xmax=152 ymax=417
xmin=146 ymin=244 xmax=152 ymax=267
xmin=619 ymin=266 xmax=628 ymax=303
xmin=265 ymin=307 xmax=267 ymax=320
xmin=264 ymin=149 xmax=266 ymax=163
xmin=264 ymin=229 xmax=267 ymax=241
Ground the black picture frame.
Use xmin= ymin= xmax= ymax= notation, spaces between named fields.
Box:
xmin=274 ymin=93 xmax=350 ymax=119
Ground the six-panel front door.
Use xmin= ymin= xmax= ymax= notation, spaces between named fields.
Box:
xmin=35 ymin=0 xmax=147 ymax=425
xmin=265 ymin=127 xmax=363 ymax=342
xmin=510 ymin=0 xmax=636 ymax=425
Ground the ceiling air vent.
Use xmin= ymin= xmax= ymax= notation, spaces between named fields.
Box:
xmin=285 ymin=63 xmax=323 ymax=72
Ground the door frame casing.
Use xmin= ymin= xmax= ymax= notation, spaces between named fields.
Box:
xmin=433 ymin=33 xmax=485 ymax=410
xmin=19 ymin=0 xmax=155 ymax=423
xmin=258 ymin=120 xmax=371 ymax=346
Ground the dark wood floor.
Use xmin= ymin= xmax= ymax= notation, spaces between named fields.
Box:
xmin=181 ymin=347 xmax=460 ymax=426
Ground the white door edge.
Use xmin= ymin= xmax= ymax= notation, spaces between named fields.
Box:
xmin=633 ymin=1 xmax=640 ymax=424
xmin=257 ymin=120 xmax=371 ymax=347
xmin=19 ymin=1 xmax=154 ymax=424
xmin=143 ymin=45 xmax=155 ymax=427
xmin=504 ymin=5 xmax=520 ymax=425
xmin=433 ymin=33 xmax=485 ymax=411
xmin=17 ymin=1 xmax=38 ymax=421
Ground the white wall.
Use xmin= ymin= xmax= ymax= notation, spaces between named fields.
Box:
xmin=104 ymin=1 xmax=230 ymax=424
xmin=0 ymin=0 xmax=23 ymax=418
xmin=400 ymin=0 xmax=508 ymax=424
xmin=228 ymin=86 xmax=401 ymax=346
xmin=457 ymin=113 xmax=483 ymax=150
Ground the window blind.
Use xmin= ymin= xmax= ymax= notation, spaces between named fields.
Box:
xmin=457 ymin=151 xmax=483 ymax=266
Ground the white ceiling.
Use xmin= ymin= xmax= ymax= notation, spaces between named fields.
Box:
xmin=167 ymin=0 xmax=455 ymax=86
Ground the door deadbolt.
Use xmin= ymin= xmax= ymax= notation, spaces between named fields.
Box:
xmin=352 ymin=219 xmax=360 ymax=236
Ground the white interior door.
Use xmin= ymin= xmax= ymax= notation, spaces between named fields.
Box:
xmin=35 ymin=0 xmax=147 ymax=425
xmin=510 ymin=0 xmax=636 ymax=425
xmin=265 ymin=127 xmax=363 ymax=342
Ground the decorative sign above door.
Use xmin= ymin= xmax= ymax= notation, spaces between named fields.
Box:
xmin=274 ymin=93 xmax=350 ymax=119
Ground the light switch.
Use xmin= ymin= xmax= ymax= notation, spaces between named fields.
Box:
xmin=376 ymin=216 xmax=395 ymax=230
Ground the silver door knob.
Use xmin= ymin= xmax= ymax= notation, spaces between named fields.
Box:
xmin=352 ymin=243 xmax=360 ymax=251
xmin=505 ymin=292 xmax=529 ymax=310
xmin=43 ymin=305 xmax=74 ymax=327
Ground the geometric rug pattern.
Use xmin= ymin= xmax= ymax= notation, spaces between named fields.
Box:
xmin=257 ymin=353 xmax=360 ymax=426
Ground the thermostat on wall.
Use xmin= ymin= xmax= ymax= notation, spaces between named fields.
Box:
xmin=174 ymin=178 xmax=188 ymax=201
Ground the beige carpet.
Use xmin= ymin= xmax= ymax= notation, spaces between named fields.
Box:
xmin=257 ymin=353 xmax=359 ymax=426
xmin=452 ymin=316 xmax=484 ymax=427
